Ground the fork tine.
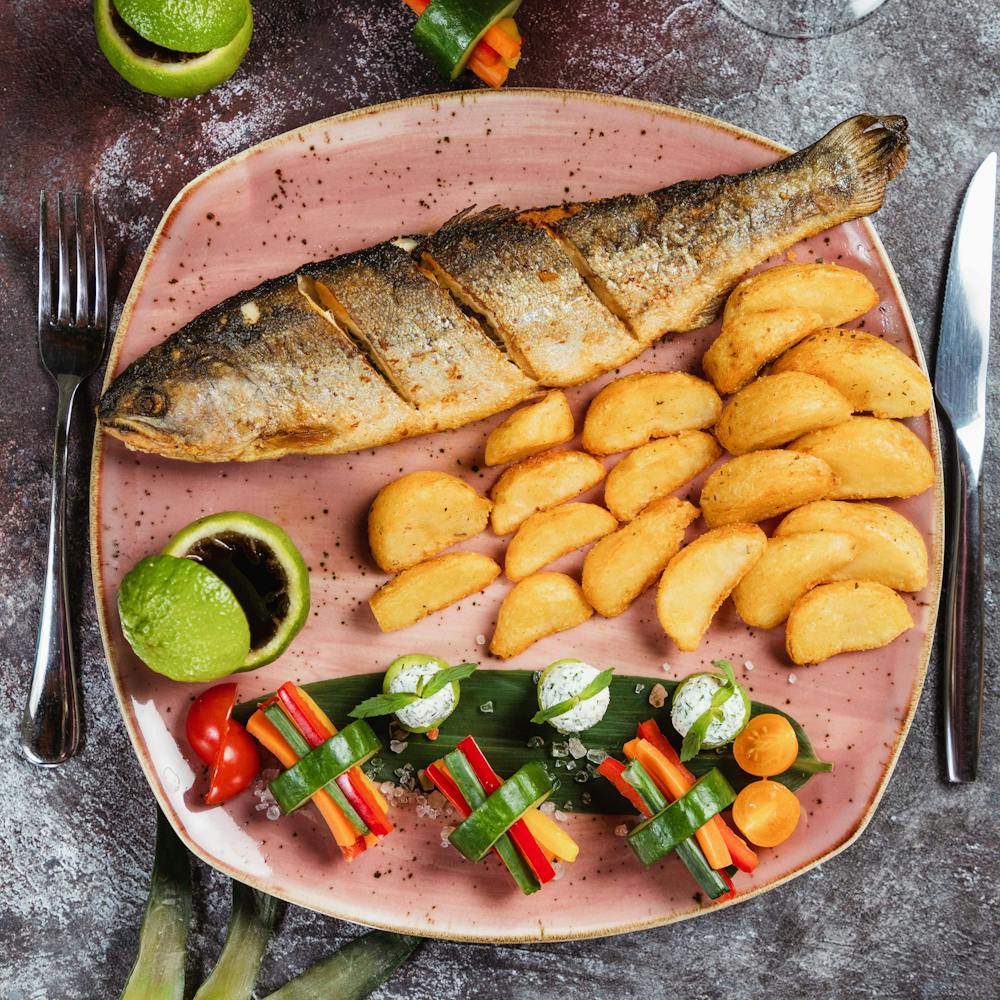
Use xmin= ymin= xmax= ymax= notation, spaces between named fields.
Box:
xmin=56 ymin=192 xmax=71 ymax=324
xmin=38 ymin=192 xmax=51 ymax=328
xmin=92 ymin=194 xmax=107 ymax=332
xmin=74 ymin=193 xmax=88 ymax=329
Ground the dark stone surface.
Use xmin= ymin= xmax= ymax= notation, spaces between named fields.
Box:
xmin=1 ymin=1 xmax=997 ymax=998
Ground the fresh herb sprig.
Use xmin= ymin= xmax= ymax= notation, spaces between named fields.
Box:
xmin=531 ymin=667 xmax=614 ymax=725
xmin=350 ymin=663 xmax=478 ymax=719
xmin=679 ymin=660 xmax=738 ymax=763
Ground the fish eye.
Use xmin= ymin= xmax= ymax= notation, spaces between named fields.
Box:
xmin=134 ymin=389 xmax=167 ymax=417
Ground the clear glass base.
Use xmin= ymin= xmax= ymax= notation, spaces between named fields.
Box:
xmin=717 ymin=0 xmax=889 ymax=38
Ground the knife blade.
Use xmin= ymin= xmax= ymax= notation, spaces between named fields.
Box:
xmin=935 ymin=151 xmax=996 ymax=784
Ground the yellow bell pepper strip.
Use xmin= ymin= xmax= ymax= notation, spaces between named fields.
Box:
xmin=623 ymin=737 xmax=733 ymax=871
xmin=246 ymin=709 xmax=367 ymax=860
xmin=637 ymin=718 xmax=759 ymax=873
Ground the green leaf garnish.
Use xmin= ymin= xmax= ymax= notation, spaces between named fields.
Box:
xmin=531 ymin=668 xmax=614 ymax=725
xmin=349 ymin=692 xmax=420 ymax=719
xmin=678 ymin=661 xmax=739 ymax=762
xmin=418 ymin=662 xmax=478 ymax=699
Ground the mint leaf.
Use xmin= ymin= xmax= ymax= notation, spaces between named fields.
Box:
xmin=680 ymin=706 xmax=723 ymax=763
xmin=349 ymin=692 xmax=419 ymax=719
xmin=577 ymin=667 xmax=614 ymax=702
xmin=531 ymin=694 xmax=579 ymax=725
xmin=419 ymin=662 xmax=478 ymax=699
xmin=712 ymin=659 xmax=736 ymax=691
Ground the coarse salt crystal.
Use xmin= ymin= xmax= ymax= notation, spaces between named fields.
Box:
xmin=526 ymin=735 xmax=545 ymax=749
xmin=744 ymin=660 xmax=755 ymax=671
xmin=586 ymin=748 xmax=607 ymax=764
xmin=788 ymin=673 xmax=797 ymax=684
xmin=648 ymin=683 xmax=667 ymax=708
xmin=551 ymin=742 xmax=568 ymax=758
xmin=634 ymin=683 xmax=645 ymax=694
xmin=389 ymin=739 xmax=408 ymax=754
xmin=476 ymin=634 xmax=486 ymax=645
xmin=567 ymin=737 xmax=587 ymax=759
xmin=479 ymin=700 xmax=494 ymax=713
xmin=266 ymin=805 xmax=280 ymax=821
xmin=540 ymin=801 xmax=556 ymax=815
xmin=661 ymin=662 xmax=671 ymax=673
xmin=614 ymin=824 xmax=628 ymax=838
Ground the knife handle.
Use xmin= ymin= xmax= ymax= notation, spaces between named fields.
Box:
xmin=940 ymin=412 xmax=985 ymax=783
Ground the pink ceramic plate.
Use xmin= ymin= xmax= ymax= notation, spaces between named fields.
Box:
xmin=91 ymin=90 xmax=943 ymax=942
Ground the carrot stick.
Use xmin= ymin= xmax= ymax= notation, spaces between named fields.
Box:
xmin=246 ymin=710 xmax=365 ymax=858
xmin=637 ymin=720 xmax=758 ymax=873
xmin=623 ymin=738 xmax=733 ymax=870
xmin=485 ymin=17 xmax=521 ymax=61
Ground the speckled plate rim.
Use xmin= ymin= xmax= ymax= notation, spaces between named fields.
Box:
xmin=89 ymin=88 xmax=944 ymax=943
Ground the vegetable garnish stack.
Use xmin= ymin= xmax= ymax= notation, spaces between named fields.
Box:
xmin=426 ymin=736 xmax=578 ymax=895
xmin=246 ymin=682 xmax=393 ymax=861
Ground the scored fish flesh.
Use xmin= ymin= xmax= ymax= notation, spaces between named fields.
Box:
xmin=99 ymin=114 xmax=908 ymax=462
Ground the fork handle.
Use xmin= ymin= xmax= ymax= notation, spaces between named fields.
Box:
xmin=940 ymin=414 xmax=985 ymax=783
xmin=22 ymin=375 xmax=83 ymax=765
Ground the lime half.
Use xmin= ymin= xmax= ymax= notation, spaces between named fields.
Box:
xmin=114 ymin=0 xmax=249 ymax=53
xmin=118 ymin=554 xmax=250 ymax=682
xmin=94 ymin=0 xmax=252 ymax=98
xmin=162 ymin=512 xmax=310 ymax=671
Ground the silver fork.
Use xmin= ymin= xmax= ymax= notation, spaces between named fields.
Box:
xmin=22 ymin=192 xmax=108 ymax=766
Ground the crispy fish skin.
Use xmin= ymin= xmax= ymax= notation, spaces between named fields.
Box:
xmin=99 ymin=114 xmax=909 ymax=464
xmin=419 ymin=207 xmax=638 ymax=385
xmin=546 ymin=114 xmax=909 ymax=344
xmin=303 ymin=242 xmax=535 ymax=428
xmin=97 ymin=274 xmax=424 ymax=462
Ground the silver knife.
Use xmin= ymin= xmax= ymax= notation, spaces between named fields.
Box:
xmin=936 ymin=151 xmax=996 ymax=784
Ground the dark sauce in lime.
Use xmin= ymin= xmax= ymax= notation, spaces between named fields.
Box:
xmin=185 ymin=532 xmax=289 ymax=650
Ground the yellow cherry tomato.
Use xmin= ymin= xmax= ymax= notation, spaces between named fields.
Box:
xmin=733 ymin=713 xmax=799 ymax=777
xmin=732 ymin=779 xmax=801 ymax=847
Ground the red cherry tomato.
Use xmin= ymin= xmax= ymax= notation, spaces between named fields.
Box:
xmin=205 ymin=721 xmax=260 ymax=805
xmin=187 ymin=683 xmax=237 ymax=765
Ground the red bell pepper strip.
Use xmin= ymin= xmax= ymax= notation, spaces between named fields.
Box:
xmin=636 ymin=719 xmax=758 ymax=874
xmin=276 ymin=684 xmax=393 ymax=837
xmin=596 ymin=757 xmax=652 ymax=818
xmin=456 ymin=737 xmax=555 ymax=885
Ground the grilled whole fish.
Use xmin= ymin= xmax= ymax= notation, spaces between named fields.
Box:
xmin=99 ymin=114 xmax=908 ymax=462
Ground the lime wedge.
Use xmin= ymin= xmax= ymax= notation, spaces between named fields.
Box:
xmin=118 ymin=555 xmax=250 ymax=682
xmin=94 ymin=0 xmax=252 ymax=98
xmin=162 ymin=512 xmax=310 ymax=671
xmin=113 ymin=0 xmax=249 ymax=52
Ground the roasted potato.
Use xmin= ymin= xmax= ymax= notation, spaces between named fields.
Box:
xmin=699 ymin=450 xmax=836 ymax=528
xmin=490 ymin=572 xmax=593 ymax=659
xmin=788 ymin=417 xmax=934 ymax=499
xmin=485 ymin=391 xmax=575 ymax=466
xmin=775 ymin=500 xmax=929 ymax=591
xmin=703 ymin=263 xmax=879 ymax=395
xmin=732 ymin=531 xmax=857 ymax=629
xmin=785 ymin=580 xmax=914 ymax=665
xmin=714 ymin=372 xmax=852 ymax=455
xmin=582 ymin=497 xmax=700 ymax=617
xmin=490 ymin=449 xmax=606 ymax=535
xmin=604 ymin=431 xmax=721 ymax=521
xmin=723 ymin=262 xmax=878 ymax=327
xmin=656 ymin=523 xmax=767 ymax=651
xmin=702 ymin=307 xmax=824 ymax=395
xmin=369 ymin=552 xmax=500 ymax=632
xmin=368 ymin=470 xmax=492 ymax=572
xmin=505 ymin=502 xmax=618 ymax=581
xmin=771 ymin=328 xmax=932 ymax=419
xmin=582 ymin=372 xmax=722 ymax=455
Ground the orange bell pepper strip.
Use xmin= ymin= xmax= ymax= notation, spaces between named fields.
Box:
xmin=246 ymin=709 xmax=366 ymax=859
xmin=623 ymin=737 xmax=733 ymax=870
xmin=637 ymin=719 xmax=758 ymax=873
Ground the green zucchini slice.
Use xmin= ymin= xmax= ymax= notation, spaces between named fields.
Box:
xmin=413 ymin=0 xmax=522 ymax=80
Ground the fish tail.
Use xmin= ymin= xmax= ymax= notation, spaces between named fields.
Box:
xmin=805 ymin=113 xmax=909 ymax=214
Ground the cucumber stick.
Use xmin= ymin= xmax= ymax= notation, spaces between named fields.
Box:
xmin=262 ymin=931 xmax=422 ymax=1000
xmin=193 ymin=881 xmax=282 ymax=1000
xmin=120 ymin=810 xmax=192 ymax=1000
xmin=413 ymin=0 xmax=521 ymax=79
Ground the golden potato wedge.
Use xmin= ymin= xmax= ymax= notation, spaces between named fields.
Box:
xmin=656 ymin=523 xmax=767 ymax=651
xmin=582 ymin=497 xmax=700 ymax=617
xmin=771 ymin=328 xmax=932 ymax=419
xmin=715 ymin=372 xmax=852 ymax=455
xmin=485 ymin=391 xmax=575 ymax=466
xmin=788 ymin=417 xmax=934 ymax=499
xmin=775 ymin=500 xmax=929 ymax=591
xmin=785 ymin=580 xmax=914 ymax=665
xmin=582 ymin=372 xmax=722 ymax=455
xmin=505 ymin=503 xmax=618 ymax=581
xmin=490 ymin=449 xmax=606 ymax=535
xmin=368 ymin=470 xmax=492 ymax=572
xmin=369 ymin=552 xmax=500 ymax=632
xmin=723 ymin=263 xmax=878 ymax=327
xmin=700 ymin=450 xmax=837 ymax=528
xmin=490 ymin=572 xmax=593 ymax=659
xmin=732 ymin=531 xmax=857 ymax=629
xmin=703 ymin=306 xmax=824 ymax=395
xmin=604 ymin=431 xmax=721 ymax=521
